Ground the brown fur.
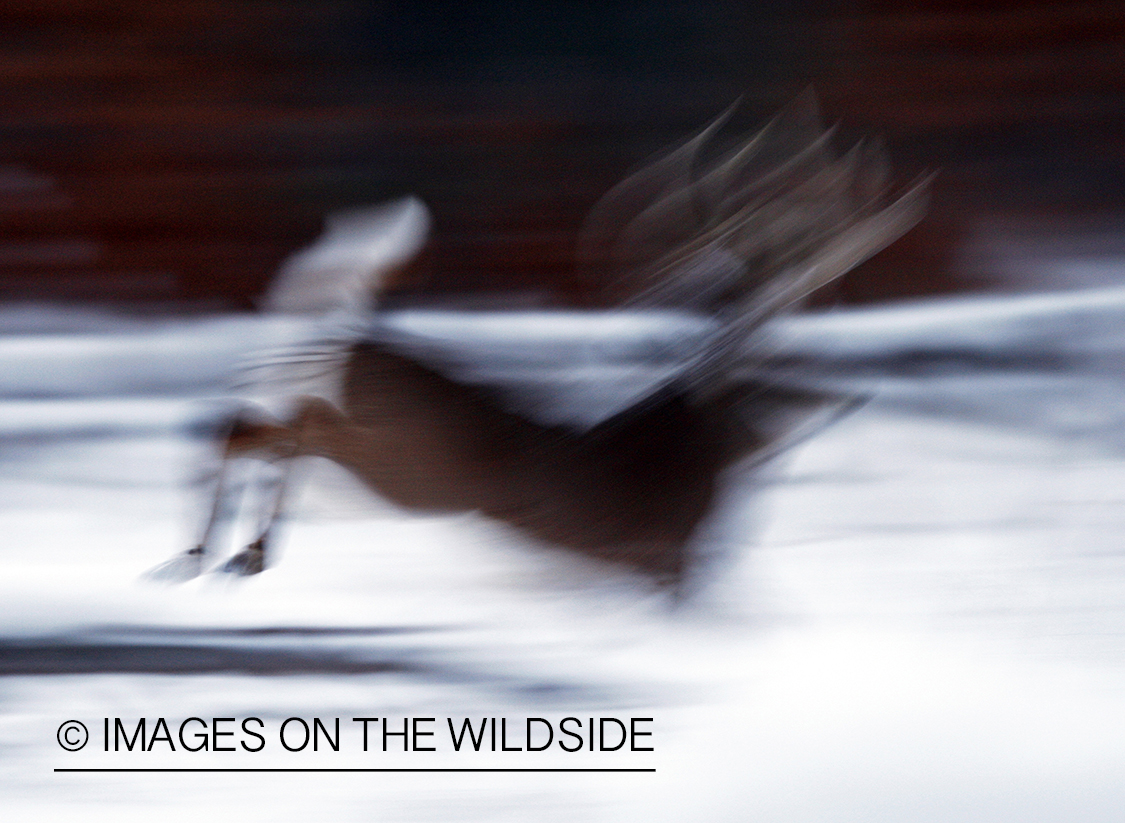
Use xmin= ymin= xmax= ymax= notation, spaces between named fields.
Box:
xmin=222 ymin=341 xmax=764 ymax=583
xmin=154 ymin=99 xmax=923 ymax=587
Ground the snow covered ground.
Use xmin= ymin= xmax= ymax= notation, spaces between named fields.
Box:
xmin=2 ymin=288 xmax=1125 ymax=821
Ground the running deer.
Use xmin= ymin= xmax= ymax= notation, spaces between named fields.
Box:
xmin=146 ymin=96 xmax=928 ymax=589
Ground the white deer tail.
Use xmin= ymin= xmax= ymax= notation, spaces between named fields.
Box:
xmin=263 ymin=196 xmax=431 ymax=314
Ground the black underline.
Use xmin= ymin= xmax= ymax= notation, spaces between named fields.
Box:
xmin=55 ymin=767 xmax=655 ymax=773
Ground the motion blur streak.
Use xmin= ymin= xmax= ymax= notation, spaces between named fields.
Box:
xmin=3 ymin=2 xmax=1125 ymax=821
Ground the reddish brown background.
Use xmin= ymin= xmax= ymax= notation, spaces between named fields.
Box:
xmin=1 ymin=1 xmax=1123 ymax=309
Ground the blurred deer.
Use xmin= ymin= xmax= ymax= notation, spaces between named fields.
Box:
xmin=147 ymin=95 xmax=928 ymax=589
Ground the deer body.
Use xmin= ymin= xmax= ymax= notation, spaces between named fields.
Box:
xmin=223 ymin=341 xmax=762 ymax=582
xmin=146 ymin=95 xmax=927 ymax=588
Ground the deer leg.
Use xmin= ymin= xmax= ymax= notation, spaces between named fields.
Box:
xmin=142 ymin=456 xmax=239 ymax=583
xmin=142 ymin=408 xmax=296 ymax=583
xmin=217 ymin=398 xmax=338 ymax=576
xmin=219 ymin=450 xmax=297 ymax=576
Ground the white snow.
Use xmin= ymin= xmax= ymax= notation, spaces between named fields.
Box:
xmin=2 ymin=289 xmax=1125 ymax=821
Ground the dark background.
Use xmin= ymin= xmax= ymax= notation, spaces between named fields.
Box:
xmin=1 ymin=0 xmax=1123 ymax=309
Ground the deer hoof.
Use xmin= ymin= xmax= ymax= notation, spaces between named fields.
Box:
xmin=142 ymin=545 xmax=207 ymax=584
xmin=220 ymin=539 xmax=267 ymax=576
